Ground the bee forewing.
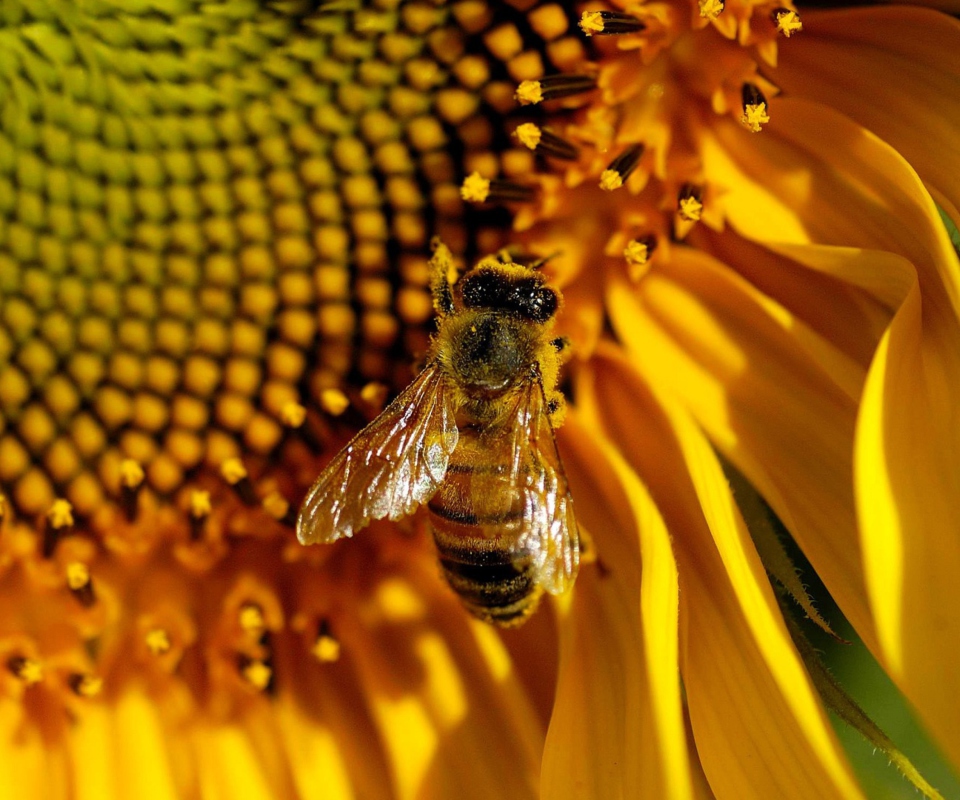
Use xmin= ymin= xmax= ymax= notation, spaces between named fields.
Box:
xmin=296 ymin=365 xmax=459 ymax=544
xmin=511 ymin=380 xmax=580 ymax=595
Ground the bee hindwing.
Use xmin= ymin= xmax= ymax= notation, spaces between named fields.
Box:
xmin=296 ymin=365 xmax=459 ymax=544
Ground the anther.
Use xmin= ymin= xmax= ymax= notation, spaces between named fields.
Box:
xmin=145 ymin=627 xmax=172 ymax=656
xmin=579 ymin=10 xmax=646 ymax=36
xmin=189 ymin=489 xmax=211 ymax=541
xmin=320 ymin=388 xmax=351 ymax=417
xmin=44 ymin=498 xmax=74 ymax=558
xmin=119 ymin=459 xmax=145 ymax=522
xmin=514 ymin=123 xmax=579 ymax=160
xmin=68 ymin=673 xmax=103 ymax=697
xmin=239 ymin=603 xmax=266 ymax=636
xmin=7 ymin=656 xmax=43 ymax=685
xmin=678 ymin=185 xmax=704 ymax=222
xmin=280 ymin=402 xmax=307 ymax=429
xmin=460 ymin=172 xmax=536 ymax=204
xmin=262 ymin=491 xmax=297 ymax=526
xmin=312 ymin=620 xmax=341 ymax=663
xmin=66 ymin=561 xmax=96 ymax=608
xmin=698 ymin=0 xmax=725 ymax=20
xmin=515 ymin=74 xmax=597 ymax=106
xmin=221 ymin=458 xmax=258 ymax=506
xmin=624 ymin=236 xmax=657 ymax=280
xmin=741 ymin=84 xmax=771 ymax=133
xmin=238 ymin=654 xmax=274 ymax=692
xmin=599 ymin=144 xmax=644 ymax=191
xmin=773 ymin=8 xmax=802 ymax=37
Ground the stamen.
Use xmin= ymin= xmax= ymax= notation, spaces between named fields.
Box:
xmin=145 ymin=627 xmax=172 ymax=656
xmin=119 ymin=459 xmax=145 ymax=522
xmin=460 ymin=172 xmax=535 ymax=204
xmin=513 ymin=123 xmax=580 ymax=161
xmin=312 ymin=620 xmax=341 ymax=663
xmin=44 ymin=498 xmax=74 ymax=557
xmin=320 ymin=388 xmax=351 ymax=417
xmin=280 ymin=402 xmax=307 ymax=429
xmin=238 ymin=655 xmax=273 ymax=692
xmin=221 ymin=458 xmax=258 ymax=506
xmin=359 ymin=382 xmax=388 ymax=410
xmin=579 ymin=10 xmax=646 ymax=36
xmin=515 ymin=74 xmax=597 ymax=106
xmin=7 ymin=656 xmax=43 ymax=685
xmin=623 ymin=236 xmax=657 ymax=280
xmin=238 ymin=603 xmax=266 ymax=636
xmin=68 ymin=673 xmax=103 ymax=697
xmin=740 ymin=84 xmax=771 ymax=133
xmin=262 ymin=491 xmax=297 ymax=526
xmin=599 ymin=144 xmax=644 ymax=191
xmin=66 ymin=561 xmax=96 ymax=608
xmin=773 ymin=8 xmax=803 ymax=37
xmin=698 ymin=0 xmax=725 ymax=20
xmin=678 ymin=185 xmax=704 ymax=222
xmin=189 ymin=489 xmax=211 ymax=541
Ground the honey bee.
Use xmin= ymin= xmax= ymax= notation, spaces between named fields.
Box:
xmin=297 ymin=240 xmax=579 ymax=627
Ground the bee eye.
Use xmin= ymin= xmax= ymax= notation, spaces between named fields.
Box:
xmin=461 ymin=270 xmax=505 ymax=308
xmin=509 ymin=281 xmax=557 ymax=323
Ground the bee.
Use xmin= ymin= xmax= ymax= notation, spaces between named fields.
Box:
xmin=297 ymin=240 xmax=579 ymax=627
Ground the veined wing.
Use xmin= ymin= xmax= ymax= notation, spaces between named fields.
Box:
xmin=505 ymin=376 xmax=580 ymax=595
xmin=296 ymin=364 xmax=459 ymax=544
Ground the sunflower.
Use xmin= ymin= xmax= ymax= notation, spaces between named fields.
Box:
xmin=0 ymin=0 xmax=958 ymax=798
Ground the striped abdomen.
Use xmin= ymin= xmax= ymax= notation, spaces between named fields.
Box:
xmin=427 ymin=428 xmax=543 ymax=627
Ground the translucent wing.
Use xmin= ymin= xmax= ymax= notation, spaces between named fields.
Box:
xmin=296 ymin=364 xmax=459 ymax=544
xmin=506 ymin=377 xmax=580 ymax=595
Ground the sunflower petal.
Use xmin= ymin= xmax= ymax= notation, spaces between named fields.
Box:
xmin=587 ymin=350 xmax=863 ymax=799
xmin=776 ymin=7 xmax=960 ymax=214
xmin=607 ymin=250 xmax=877 ymax=649
xmin=543 ymin=412 xmax=691 ymax=800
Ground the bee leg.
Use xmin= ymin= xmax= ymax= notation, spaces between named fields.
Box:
xmin=428 ymin=237 xmax=456 ymax=316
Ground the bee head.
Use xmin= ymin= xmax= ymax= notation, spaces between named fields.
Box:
xmin=458 ymin=265 xmax=558 ymax=324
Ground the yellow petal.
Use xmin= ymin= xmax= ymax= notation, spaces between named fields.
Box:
xmin=342 ymin=566 xmax=543 ymax=800
xmin=607 ymin=249 xmax=877 ymax=650
xmin=776 ymin=7 xmax=960 ymax=214
xmin=112 ymin=688 xmax=185 ymax=800
xmin=544 ymin=412 xmax=692 ymax=800
xmin=585 ymin=350 xmax=863 ymax=798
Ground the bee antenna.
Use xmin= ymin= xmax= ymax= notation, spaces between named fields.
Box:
xmin=527 ymin=250 xmax=563 ymax=270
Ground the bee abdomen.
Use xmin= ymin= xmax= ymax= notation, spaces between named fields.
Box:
xmin=437 ymin=550 xmax=543 ymax=627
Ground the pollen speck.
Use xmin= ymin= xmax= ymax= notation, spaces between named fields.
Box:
xmin=8 ymin=656 xmax=43 ymax=685
xmin=48 ymin=498 xmax=74 ymax=529
xmin=145 ymin=628 xmax=172 ymax=656
xmin=774 ymin=9 xmax=803 ymax=37
xmin=239 ymin=603 xmax=266 ymax=635
xmin=741 ymin=103 xmax=771 ymax=133
xmin=189 ymin=490 xmax=211 ymax=520
xmin=514 ymin=123 xmax=543 ymax=151
xmin=600 ymin=170 xmax=624 ymax=192
xmin=515 ymin=80 xmax=544 ymax=106
xmin=66 ymin=561 xmax=90 ymax=591
xmin=220 ymin=458 xmax=248 ymax=486
xmin=242 ymin=659 xmax=273 ymax=691
xmin=119 ymin=459 xmax=145 ymax=489
xmin=678 ymin=195 xmax=704 ymax=222
xmin=698 ymin=0 xmax=725 ymax=19
xmin=460 ymin=172 xmax=491 ymax=203
xmin=579 ymin=11 xmax=604 ymax=36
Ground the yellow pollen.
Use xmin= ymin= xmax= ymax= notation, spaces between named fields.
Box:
xmin=312 ymin=634 xmax=342 ymax=663
xmin=145 ymin=628 xmax=172 ymax=655
xmin=579 ymin=11 xmax=605 ymax=36
xmin=514 ymin=80 xmax=544 ymax=106
xmin=242 ymin=660 xmax=272 ymax=690
xmin=119 ymin=459 xmax=145 ymax=489
xmin=66 ymin=561 xmax=91 ymax=590
xmin=360 ymin=382 xmax=388 ymax=408
xmin=679 ymin=196 xmax=704 ymax=222
xmin=599 ymin=169 xmax=624 ymax=192
xmin=239 ymin=604 xmax=266 ymax=634
xmin=624 ymin=239 xmax=650 ymax=268
xmin=190 ymin=490 xmax=211 ymax=519
xmin=320 ymin=388 xmax=351 ymax=417
xmin=262 ymin=492 xmax=291 ymax=521
xmin=220 ymin=458 xmax=248 ymax=485
xmin=280 ymin=402 xmax=306 ymax=428
xmin=698 ymin=0 xmax=724 ymax=19
xmin=741 ymin=103 xmax=771 ymax=133
xmin=72 ymin=674 xmax=103 ymax=697
xmin=460 ymin=172 xmax=491 ymax=203
xmin=514 ymin=123 xmax=542 ymax=151
xmin=775 ymin=10 xmax=803 ymax=37
xmin=10 ymin=657 xmax=43 ymax=685
xmin=48 ymin=498 xmax=74 ymax=529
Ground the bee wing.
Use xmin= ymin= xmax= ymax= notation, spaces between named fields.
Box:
xmin=508 ymin=377 xmax=580 ymax=595
xmin=296 ymin=364 xmax=459 ymax=544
